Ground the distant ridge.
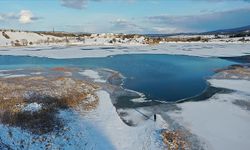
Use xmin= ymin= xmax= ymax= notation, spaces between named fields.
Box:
xmin=204 ymin=25 xmax=250 ymax=35
xmin=145 ymin=25 xmax=250 ymax=37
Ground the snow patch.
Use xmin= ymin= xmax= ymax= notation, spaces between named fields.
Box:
xmin=79 ymin=70 xmax=106 ymax=83
xmin=22 ymin=102 xmax=42 ymax=112
xmin=209 ymin=79 xmax=250 ymax=94
xmin=3 ymin=74 xmax=27 ymax=78
xmin=30 ymin=72 xmax=42 ymax=75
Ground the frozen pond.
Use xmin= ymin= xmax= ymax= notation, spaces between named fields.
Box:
xmin=0 ymin=54 xmax=234 ymax=102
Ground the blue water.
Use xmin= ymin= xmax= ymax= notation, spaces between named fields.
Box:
xmin=0 ymin=54 xmax=233 ymax=102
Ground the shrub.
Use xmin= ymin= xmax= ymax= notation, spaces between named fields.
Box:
xmin=14 ymin=40 xmax=22 ymax=46
xmin=20 ymin=39 xmax=28 ymax=46
xmin=238 ymin=37 xmax=245 ymax=42
xmin=187 ymin=36 xmax=201 ymax=42
xmin=2 ymin=32 xmax=10 ymax=39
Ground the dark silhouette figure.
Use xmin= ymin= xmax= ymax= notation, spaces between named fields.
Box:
xmin=154 ymin=114 xmax=156 ymax=122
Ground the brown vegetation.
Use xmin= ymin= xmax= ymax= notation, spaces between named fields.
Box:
xmin=162 ymin=130 xmax=190 ymax=150
xmin=2 ymin=32 xmax=10 ymax=39
xmin=51 ymin=67 xmax=75 ymax=72
xmin=145 ymin=37 xmax=162 ymax=44
xmin=0 ymin=75 xmax=99 ymax=134
xmin=214 ymin=64 xmax=250 ymax=80
xmin=35 ymin=31 xmax=78 ymax=37
xmin=162 ymin=36 xmax=209 ymax=42
xmin=144 ymin=36 xmax=209 ymax=44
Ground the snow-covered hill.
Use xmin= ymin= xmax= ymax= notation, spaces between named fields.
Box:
xmin=0 ymin=30 xmax=63 ymax=47
xmin=1 ymin=29 xmax=250 ymax=48
xmin=0 ymin=30 xmax=147 ymax=47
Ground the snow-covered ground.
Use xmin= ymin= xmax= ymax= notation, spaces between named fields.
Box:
xmin=0 ymin=30 xmax=146 ymax=47
xmin=0 ymin=90 xmax=167 ymax=150
xmin=79 ymin=90 xmax=166 ymax=150
xmin=1 ymin=30 xmax=250 ymax=48
xmin=168 ymin=78 xmax=250 ymax=150
xmin=208 ymin=79 xmax=250 ymax=94
xmin=0 ymin=31 xmax=63 ymax=46
xmin=0 ymin=43 xmax=250 ymax=59
xmin=1 ymin=78 xmax=249 ymax=149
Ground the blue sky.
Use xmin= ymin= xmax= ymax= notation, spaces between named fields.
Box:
xmin=0 ymin=0 xmax=250 ymax=33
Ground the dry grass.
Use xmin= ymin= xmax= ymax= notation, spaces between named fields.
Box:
xmin=1 ymin=107 xmax=63 ymax=134
xmin=162 ymin=130 xmax=190 ymax=150
xmin=51 ymin=67 xmax=76 ymax=72
xmin=215 ymin=64 xmax=250 ymax=78
xmin=0 ymin=76 xmax=99 ymax=134
xmin=35 ymin=31 xmax=77 ymax=37
xmin=225 ymin=66 xmax=250 ymax=76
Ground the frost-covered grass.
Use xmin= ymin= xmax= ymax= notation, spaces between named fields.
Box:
xmin=0 ymin=90 xmax=167 ymax=149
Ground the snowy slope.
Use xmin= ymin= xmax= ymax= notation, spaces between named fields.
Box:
xmin=0 ymin=30 xmax=146 ymax=47
xmin=0 ymin=31 xmax=63 ymax=46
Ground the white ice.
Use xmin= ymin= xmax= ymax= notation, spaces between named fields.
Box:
xmin=0 ymin=43 xmax=250 ymax=59
xmin=79 ymin=70 xmax=106 ymax=83
xmin=170 ymin=79 xmax=250 ymax=150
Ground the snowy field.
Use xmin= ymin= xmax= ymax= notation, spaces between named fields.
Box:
xmin=0 ymin=43 xmax=250 ymax=59
xmin=172 ymin=78 xmax=250 ymax=150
